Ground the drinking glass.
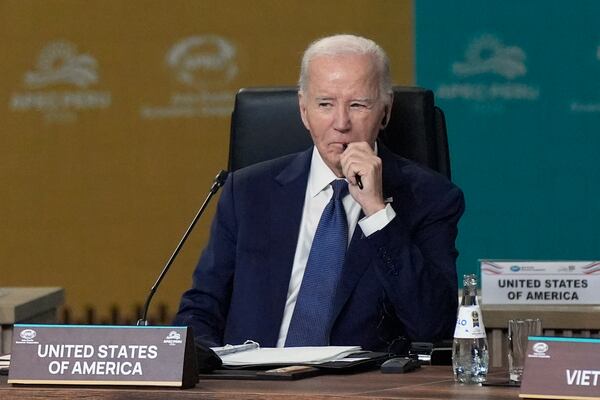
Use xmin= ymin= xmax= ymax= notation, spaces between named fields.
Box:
xmin=507 ymin=318 xmax=542 ymax=383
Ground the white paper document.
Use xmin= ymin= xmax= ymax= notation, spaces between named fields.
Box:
xmin=216 ymin=345 xmax=362 ymax=366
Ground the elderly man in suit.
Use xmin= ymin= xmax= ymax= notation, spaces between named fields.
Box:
xmin=174 ymin=34 xmax=464 ymax=352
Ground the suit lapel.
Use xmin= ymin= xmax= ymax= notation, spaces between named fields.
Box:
xmin=330 ymin=144 xmax=398 ymax=325
xmin=260 ymin=149 xmax=312 ymax=344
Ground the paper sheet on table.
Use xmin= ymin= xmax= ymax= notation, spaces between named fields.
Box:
xmin=218 ymin=346 xmax=362 ymax=366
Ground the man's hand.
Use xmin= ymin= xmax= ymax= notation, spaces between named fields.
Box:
xmin=340 ymin=142 xmax=386 ymax=216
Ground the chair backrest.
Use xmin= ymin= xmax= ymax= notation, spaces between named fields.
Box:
xmin=228 ymin=86 xmax=451 ymax=179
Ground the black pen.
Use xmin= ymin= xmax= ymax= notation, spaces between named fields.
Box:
xmin=343 ymin=144 xmax=363 ymax=190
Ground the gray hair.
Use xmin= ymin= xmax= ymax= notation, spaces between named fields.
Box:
xmin=298 ymin=34 xmax=393 ymax=99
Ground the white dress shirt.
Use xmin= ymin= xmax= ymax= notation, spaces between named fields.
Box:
xmin=276 ymin=146 xmax=396 ymax=347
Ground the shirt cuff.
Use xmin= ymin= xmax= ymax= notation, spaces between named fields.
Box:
xmin=358 ymin=203 xmax=396 ymax=237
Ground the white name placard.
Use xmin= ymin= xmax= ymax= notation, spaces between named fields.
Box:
xmin=480 ymin=260 xmax=600 ymax=305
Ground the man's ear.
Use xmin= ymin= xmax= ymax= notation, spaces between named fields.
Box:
xmin=381 ymin=107 xmax=391 ymax=129
xmin=298 ymin=92 xmax=311 ymax=132
xmin=381 ymin=94 xmax=393 ymax=129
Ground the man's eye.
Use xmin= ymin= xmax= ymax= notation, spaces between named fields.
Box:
xmin=350 ymin=103 xmax=367 ymax=108
xmin=318 ymin=102 xmax=333 ymax=108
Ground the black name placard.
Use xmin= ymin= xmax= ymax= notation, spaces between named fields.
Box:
xmin=8 ymin=324 xmax=198 ymax=388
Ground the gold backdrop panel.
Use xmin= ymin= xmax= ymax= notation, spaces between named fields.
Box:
xmin=1 ymin=0 xmax=413 ymax=323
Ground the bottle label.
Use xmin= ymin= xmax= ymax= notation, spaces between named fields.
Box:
xmin=453 ymin=305 xmax=487 ymax=339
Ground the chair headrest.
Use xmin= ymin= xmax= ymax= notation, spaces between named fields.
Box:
xmin=228 ymin=86 xmax=450 ymax=179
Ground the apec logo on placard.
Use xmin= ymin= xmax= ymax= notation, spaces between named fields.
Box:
xmin=528 ymin=342 xmax=550 ymax=359
xmin=16 ymin=329 xmax=39 ymax=344
xmin=9 ymin=40 xmax=112 ymax=124
xmin=139 ymin=34 xmax=238 ymax=119
xmin=20 ymin=329 xmax=37 ymax=341
xmin=507 ymin=264 xmax=549 ymax=273
xmin=437 ymin=34 xmax=539 ymax=103
xmin=163 ymin=331 xmax=182 ymax=346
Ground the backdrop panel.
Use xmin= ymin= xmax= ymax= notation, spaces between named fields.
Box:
xmin=1 ymin=0 xmax=414 ymax=323
xmin=415 ymin=0 xmax=600 ymax=279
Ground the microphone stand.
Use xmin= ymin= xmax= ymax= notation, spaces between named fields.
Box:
xmin=137 ymin=170 xmax=228 ymax=326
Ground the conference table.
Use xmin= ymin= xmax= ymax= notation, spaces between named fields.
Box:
xmin=0 ymin=366 xmax=520 ymax=399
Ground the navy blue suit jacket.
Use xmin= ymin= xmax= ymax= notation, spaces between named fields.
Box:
xmin=175 ymin=144 xmax=464 ymax=351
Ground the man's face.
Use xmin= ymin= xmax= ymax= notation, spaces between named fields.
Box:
xmin=299 ymin=54 xmax=390 ymax=176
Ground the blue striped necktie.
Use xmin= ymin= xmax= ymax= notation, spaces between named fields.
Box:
xmin=285 ymin=179 xmax=349 ymax=346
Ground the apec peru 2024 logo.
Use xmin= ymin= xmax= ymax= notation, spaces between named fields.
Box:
xmin=9 ymin=40 xmax=112 ymax=124
xmin=437 ymin=34 xmax=539 ymax=103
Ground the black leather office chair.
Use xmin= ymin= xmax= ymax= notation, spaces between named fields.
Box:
xmin=228 ymin=86 xmax=451 ymax=180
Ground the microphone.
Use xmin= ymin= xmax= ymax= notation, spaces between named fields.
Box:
xmin=137 ymin=169 xmax=229 ymax=326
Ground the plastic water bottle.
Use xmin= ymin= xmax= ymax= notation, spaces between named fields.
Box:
xmin=452 ymin=274 xmax=489 ymax=384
